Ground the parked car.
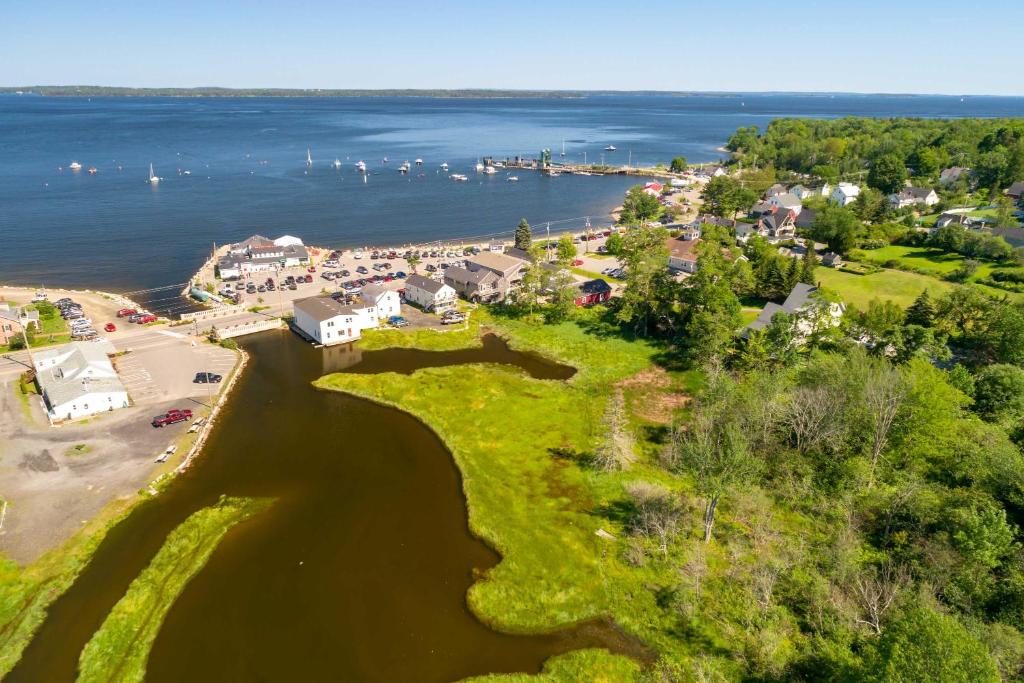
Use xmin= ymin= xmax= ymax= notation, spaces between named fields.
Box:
xmin=152 ymin=409 xmax=193 ymax=428
xmin=572 ymin=259 xmax=584 ymax=266
xmin=395 ymin=271 xmax=407 ymax=279
xmin=340 ymin=269 xmax=350 ymax=277
xmin=194 ymin=372 xmax=223 ymax=384
xmin=307 ymin=266 xmax=316 ymax=273
xmin=116 ymin=308 xmax=137 ymax=318
xmin=288 ymin=283 xmax=297 ymax=290
xmin=388 ymin=316 xmax=409 ymax=327
xmin=136 ymin=314 xmax=157 ymax=324
xmin=103 ymin=322 xmax=117 ymax=332
xmin=425 ymin=264 xmax=437 ymax=272
xmin=356 ymin=266 xmax=368 ymax=274
xmin=441 ymin=312 xmax=467 ymax=325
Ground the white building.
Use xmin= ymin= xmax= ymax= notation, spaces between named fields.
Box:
xmin=790 ymin=183 xmax=830 ymax=200
xmin=292 ymin=292 xmax=398 ymax=346
xmin=33 ymin=341 xmax=128 ymax=421
xmin=888 ymin=187 xmax=940 ymax=209
xmin=359 ymin=284 xmax=402 ymax=319
xmin=404 ymin=274 xmax=458 ymax=313
xmin=830 ymin=182 xmax=861 ymax=207
xmin=769 ymin=192 xmax=803 ymax=215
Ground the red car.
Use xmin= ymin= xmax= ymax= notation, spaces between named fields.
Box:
xmin=307 ymin=266 xmax=316 ymax=273
xmin=303 ymin=274 xmax=313 ymax=283
xmin=136 ymin=314 xmax=157 ymax=324
xmin=152 ymin=409 xmax=193 ymax=428
xmin=104 ymin=322 xmax=117 ymax=332
xmin=572 ymin=259 xmax=584 ymax=266
xmin=117 ymin=308 xmax=137 ymax=318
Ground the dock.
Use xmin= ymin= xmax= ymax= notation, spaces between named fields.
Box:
xmin=482 ymin=155 xmax=685 ymax=180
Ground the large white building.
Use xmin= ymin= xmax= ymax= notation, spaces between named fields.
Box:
xmin=403 ymin=274 xmax=458 ymax=313
xmin=33 ymin=341 xmax=129 ymax=421
xmin=218 ymin=234 xmax=310 ymax=279
xmin=292 ymin=290 xmax=402 ymax=346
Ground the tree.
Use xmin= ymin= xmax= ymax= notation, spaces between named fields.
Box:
xmin=812 ymin=205 xmax=860 ymax=255
xmin=678 ymin=263 xmax=743 ymax=361
xmin=866 ymin=603 xmax=1000 ymax=682
xmin=905 ymin=290 xmax=936 ymax=327
xmin=868 ymin=154 xmax=908 ymax=195
xmin=620 ymin=185 xmax=663 ymax=225
xmin=555 ymin=234 xmax=576 ymax=265
xmin=594 ymin=389 xmax=635 ymax=471
xmin=800 ymin=247 xmax=819 ymax=285
xmin=973 ymin=364 xmax=1024 ymax=423
xmin=514 ymin=218 xmax=532 ymax=250
xmin=616 ymin=227 xmax=674 ymax=335
xmin=624 ymin=481 xmax=683 ymax=557
xmin=701 ymin=176 xmax=755 ymax=218
xmin=862 ymin=362 xmax=908 ymax=486
xmin=669 ymin=156 xmax=688 ymax=173
xmin=605 ymin=232 xmax=625 ymax=256
xmin=909 ymin=147 xmax=941 ymax=178
xmin=407 ymin=253 xmax=421 ymax=273
xmin=665 ymin=369 xmax=757 ymax=543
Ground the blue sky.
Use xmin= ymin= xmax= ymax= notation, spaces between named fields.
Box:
xmin=4 ymin=0 xmax=1022 ymax=95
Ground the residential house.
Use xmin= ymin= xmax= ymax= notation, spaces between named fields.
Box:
xmin=888 ymin=187 xmax=939 ymax=209
xmin=734 ymin=222 xmax=757 ymax=244
xmin=795 ymin=207 xmax=818 ymax=230
xmin=821 ymin=252 xmax=844 ymax=268
xmin=0 ymin=305 xmax=39 ymax=346
xmin=939 ymin=167 xmax=970 ymax=186
xmin=404 ymin=274 xmax=458 ymax=313
xmin=791 ymin=183 xmax=830 ymax=200
xmin=744 ymin=283 xmax=844 ymax=339
xmin=463 ymin=251 xmax=527 ymax=298
xmin=643 ymin=181 xmax=663 ymax=197
xmin=666 ymin=236 xmax=701 ymax=274
xmin=574 ymin=279 xmax=612 ymax=306
xmin=292 ymin=296 xmax=379 ymax=346
xmin=695 ymin=165 xmax=726 ymax=180
xmin=830 ymin=182 xmax=861 ymax=207
xmin=756 ymin=209 xmax=797 ymax=239
xmin=444 ymin=266 xmax=504 ymax=302
xmin=33 ymin=340 xmax=128 ymax=421
xmin=750 ymin=199 xmax=775 ymax=218
xmin=1007 ymin=181 xmax=1024 ymax=202
xmin=359 ymin=284 xmax=402 ymax=319
xmin=769 ymin=192 xmax=803 ymax=216
xmin=764 ymin=183 xmax=788 ymax=198
xmin=935 ymin=212 xmax=981 ymax=229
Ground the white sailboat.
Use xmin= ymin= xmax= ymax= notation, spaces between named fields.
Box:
xmin=355 ymin=160 xmax=367 ymax=172
xmin=561 ymin=140 xmax=566 ymax=157
xmin=475 ymin=160 xmax=485 ymax=172
xmin=332 ymin=158 xmax=342 ymax=169
xmin=306 ymin=148 xmax=313 ymax=167
xmin=148 ymin=163 xmax=160 ymax=184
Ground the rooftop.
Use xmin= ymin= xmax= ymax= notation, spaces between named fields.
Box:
xmin=293 ymin=296 xmax=359 ymax=322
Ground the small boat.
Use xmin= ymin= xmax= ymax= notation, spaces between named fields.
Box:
xmin=148 ymin=163 xmax=160 ymax=184
xmin=87 ymin=167 xmax=98 ymax=175
xmin=451 ymin=173 xmax=468 ymax=181
xmin=545 ymin=168 xmax=561 ymax=177
xmin=507 ymin=175 xmax=519 ymax=182
xmin=333 ymin=158 xmax=343 ymax=169
xmin=415 ymin=158 xmax=423 ymax=165
xmin=182 ymin=170 xmax=191 ymax=176
xmin=561 ymin=140 xmax=566 ymax=157
xmin=399 ymin=161 xmax=411 ymax=173
xmin=475 ymin=160 xmax=485 ymax=172
xmin=69 ymin=161 xmax=82 ymax=171
xmin=355 ymin=160 xmax=367 ymax=172
xmin=306 ymin=148 xmax=313 ymax=167
xmin=483 ymin=166 xmax=498 ymax=175
xmin=440 ymin=162 xmax=448 ymax=171
xmin=383 ymin=156 xmax=389 ymax=163
xmin=605 ymin=145 xmax=617 ymax=151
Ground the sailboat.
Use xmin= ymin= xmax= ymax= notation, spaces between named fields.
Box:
xmin=355 ymin=160 xmax=367 ymax=172
xmin=561 ymin=140 xmax=566 ymax=157
xmin=475 ymin=160 xmax=485 ymax=172
xmin=148 ymin=163 xmax=160 ymax=184
xmin=306 ymin=148 xmax=313 ymax=167
xmin=332 ymin=158 xmax=342 ymax=169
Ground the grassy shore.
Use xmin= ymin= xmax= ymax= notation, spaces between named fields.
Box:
xmin=316 ymin=307 xmax=712 ymax=676
xmin=0 ymin=497 xmax=137 ymax=677
xmin=77 ymin=497 xmax=271 ymax=683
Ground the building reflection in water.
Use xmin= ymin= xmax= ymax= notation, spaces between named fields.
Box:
xmin=321 ymin=342 xmax=363 ymax=374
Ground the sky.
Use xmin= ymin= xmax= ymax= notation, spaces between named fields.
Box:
xmin=3 ymin=0 xmax=1023 ymax=96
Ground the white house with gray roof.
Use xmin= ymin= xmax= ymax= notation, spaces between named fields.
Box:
xmin=404 ymin=274 xmax=457 ymax=312
xmin=292 ymin=296 xmax=381 ymax=346
xmin=33 ymin=341 xmax=128 ymax=421
xmin=744 ymin=283 xmax=844 ymax=340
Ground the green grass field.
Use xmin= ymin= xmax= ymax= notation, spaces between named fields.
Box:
xmin=853 ymin=245 xmax=1000 ymax=279
xmin=77 ymin=497 xmax=271 ymax=683
xmin=814 ymin=265 xmax=955 ymax=309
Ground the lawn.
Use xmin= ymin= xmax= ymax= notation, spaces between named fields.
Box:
xmin=814 ymin=265 xmax=956 ymax=309
xmin=853 ymin=245 xmax=999 ymax=279
xmin=77 ymin=497 xmax=271 ymax=683
xmin=571 ymin=267 xmax=624 ymax=283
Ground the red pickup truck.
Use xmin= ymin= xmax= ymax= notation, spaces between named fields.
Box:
xmin=151 ymin=409 xmax=193 ymax=428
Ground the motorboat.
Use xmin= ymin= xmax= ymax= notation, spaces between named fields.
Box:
xmin=507 ymin=175 xmax=519 ymax=182
xmin=440 ymin=162 xmax=448 ymax=171
xmin=399 ymin=161 xmax=411 ymax=173
xmin=605 ymin=145 xmax=617 ymax=151
xmin=87 ymin=167 xmax=98 ymax=175
xmin=415 ymin=158 xmax=423 ymax=165
xmin=69 ymin=161 xmax=82 ymax=171
xmin=475 ymin=160 xmax=485 ymax=172
xmin=451 ymin=173 xmax=468 ymax=181
xmin=355 ymin=160 xmax=367 ymax=172
xmin=483 ymin=166 xmax=498 ymax=175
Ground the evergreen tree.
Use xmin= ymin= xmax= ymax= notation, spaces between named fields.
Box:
xmin=800 ymin=248 xmax=818 ymax=285
xmin=905 ymin=290 xmax=936 ymax=328
xmin=785 ymin=257 xmax=801 ymax=292
xmin=514 ymin=218 xmax=532 ymax=250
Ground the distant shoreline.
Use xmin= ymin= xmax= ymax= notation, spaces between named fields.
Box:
xmin=1 ymin=86 xmax=1018 ymax=99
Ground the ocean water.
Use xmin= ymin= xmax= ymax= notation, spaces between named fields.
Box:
xmin=1 ymin=93 xmax=1023 ymax=292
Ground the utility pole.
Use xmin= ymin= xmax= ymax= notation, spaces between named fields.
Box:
xmin=584 ymin=216 xmax=592 ymax=254
xmin=545 ymin=222 xmax=551 ymax=262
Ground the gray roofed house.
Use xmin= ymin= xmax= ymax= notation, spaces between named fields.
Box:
xmin=764 ymin=183 xmax=788 ymax=198
xmin=889 ymin=187 xmax=939 ymax=209
xmin=292 ymin=296 xmax=358 ymax=323
xmin=467 ymin=251 xmax=527 ymax=279
xmin=750 ymin=200 xmax=774 ymax=218
xmin=405 ymin=273 xmax=446 ymax=294
xmin=1008 ymin=181 xmax=1024 ymax=201
xmin=33 ymin=340 xmax=128 ymax=421
xmin=795 ymin=207 xmax=818 ymax=230
xmin=770 ymin=192 xmax=803 ymax=213
xmin=444 ymin=266 xmax=505 ymax=302
xmin=228 ymin=234 xmax=274 ymax=254
xmin=744 ymin=283 xmax=844 ymax=339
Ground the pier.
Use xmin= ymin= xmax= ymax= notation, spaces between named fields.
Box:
xmin=483 ymin=155 xmax=685 ymax=180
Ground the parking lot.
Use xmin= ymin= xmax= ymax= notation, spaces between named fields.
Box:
xmin=113 ymin=332 xmax=237 ymax=407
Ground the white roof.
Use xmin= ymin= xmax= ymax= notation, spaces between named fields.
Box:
xmin=273 ymin=235 xmax=304 ymax=247
xmin=834 ymin=182 xmax=860 ymax=197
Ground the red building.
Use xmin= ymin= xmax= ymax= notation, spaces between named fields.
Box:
xmin=574 ymin=279 xmax=612 ymax=306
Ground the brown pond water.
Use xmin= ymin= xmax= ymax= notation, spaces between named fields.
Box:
xmin=9 ymin=332 xmax=643 ymax=682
